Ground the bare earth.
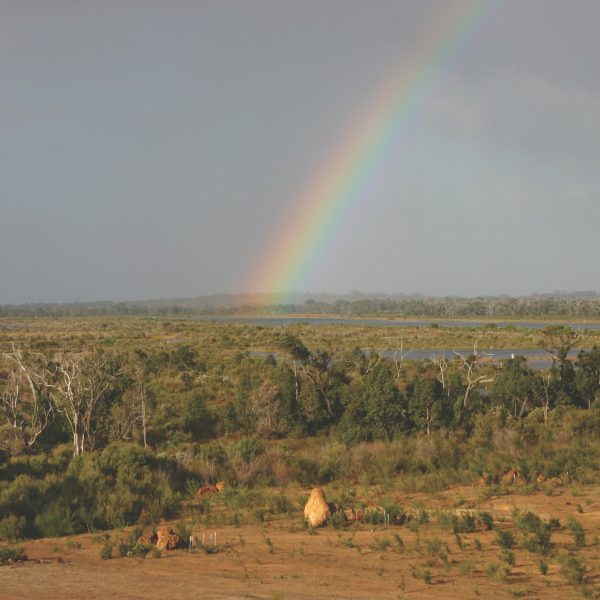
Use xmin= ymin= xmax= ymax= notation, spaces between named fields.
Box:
xmin=2 ymin=485 xmax=600 ymax=600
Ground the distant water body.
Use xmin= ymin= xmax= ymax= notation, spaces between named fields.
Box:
xmin=247 ymin=348 xmax=578 ymax=370
xmin=192 ymin=315 xmax=600 ymax=331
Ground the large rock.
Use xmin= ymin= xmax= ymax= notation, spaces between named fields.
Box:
xmin=304 ymin=487 xmax=330 ymax=528
xmin=137 ymin=531 xmax=158 ymax=545
xmin=157 ymin=533 xmax=182 ymax=550
xmin=156 ymin=525 xmax=174 ymax=538
xmin=196 ymin=481 xmax=225 ymax=500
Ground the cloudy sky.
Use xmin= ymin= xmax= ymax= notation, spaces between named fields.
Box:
xmin=1 ymin=0 xmax=599 ymax=303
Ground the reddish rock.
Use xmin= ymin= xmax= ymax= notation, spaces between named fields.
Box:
xmin=156 ymin=533 xmax=181 ymax=550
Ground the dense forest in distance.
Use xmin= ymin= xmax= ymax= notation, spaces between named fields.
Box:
xmin=2 ymin=292 xmax=600 ymax=319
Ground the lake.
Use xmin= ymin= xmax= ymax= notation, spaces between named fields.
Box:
xmin=192 ymin=315 xmax=600 ymax=331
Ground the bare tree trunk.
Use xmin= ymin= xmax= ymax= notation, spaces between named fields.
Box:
xmin=394 ymin=339 xmax=413 ymax=380
xmin=140 ymin=383 xmax=148 ymax=448
xmin=432 ymin=354 xmax=449 ymax=396
xmin=454 ymin=341 xmax=494 ymax=409
xmin=2 ymin=346 xmax=52 ymax=447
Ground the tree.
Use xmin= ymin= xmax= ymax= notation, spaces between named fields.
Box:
xmin=409 ymin=374 xmax=449 ymax=435
xmin=45 ymin=351 xmax=124 ymax=457
xmin=539 ymin=326 xmax=581 ymax=407
xmin=363 ymin=362 xmax=407 ymax=441
xmin=1 ymin=347 xmax=52 ymax=449
xmin=576 ymin=346 xmax=600 ymax=409
xmin=277 ymin=334 xmax=310 ymax=414
xmin=252 ymin=381 xmax=282 ymax=438
xmin=490 ymin=356 xmax=535 ymax=419
xmin=184 ymin=391 xmax=214 ymax=439
xmin=453 ymin=341 xmax=495 ymax=413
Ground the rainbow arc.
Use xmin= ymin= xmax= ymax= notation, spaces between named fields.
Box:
xmin=245 ymin=0 xmax=494 ymax=302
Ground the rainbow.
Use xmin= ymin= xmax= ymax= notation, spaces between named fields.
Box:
xmin=245 ymin=0 xmax=494 ymax=302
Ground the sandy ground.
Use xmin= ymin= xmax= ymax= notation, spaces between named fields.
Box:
xmin=2 ymin=484 xmax=600 ymax=600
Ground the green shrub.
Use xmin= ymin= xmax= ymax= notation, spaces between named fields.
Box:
xmin=329 ymin=510 xmax=346 ymax=529
xmin=0 ymin=546 xmax=27 ymax=564
xmin=175 ymin=521 xmax=192 ymax=543
xmin=0 ymin=514 xmax=27 ymax=542
xmin=437 ymin=511 xmax=478 ymax=534
xmin=425 ymin=537 xmax=448 ymax=562
xmin=370 ymin=536 xmax=391 ymax=552
xmin=496 ymin=529 xmax=516 ymax=549
xmin=478 ymin=511 xmax=494 ymax=530
xmin=34 ymin=506 xmax=78 ymax=538
xmin=567 ymin=516 xmax=586 ymax=548
xmin=117 ymin=540 xmax=152 ymax=558
xmin=514 ymin=511 xmax=552 ymax=555
xmin=559 ymin=553 xmax=587 ymax=585
xmin=100 ymin=544 xmax=113 ymax=560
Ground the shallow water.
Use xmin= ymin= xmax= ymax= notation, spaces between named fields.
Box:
xmin=192 ymin=315 xmax=600 ymax=331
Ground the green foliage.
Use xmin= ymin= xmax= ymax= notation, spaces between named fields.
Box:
xmin=364 ymin=363 xmax=407 ymax=441
xmin=329 ymin=510 xmax=346 ymax=529
xmin=558 ymin=552 xmax=587 ymax=585
xmin=408 ymin=375 xmax=450 ymax=434
xmin=183 ymin=392 xmax=214 ymax=439
xmin=117 ymin=532 xmax=152 ymax=558
xmin=478 ymin=511 xmax=494 ymax=530
xmin=410 ymin=565 xmax=432 ymax=584
xmin=437 ymin=511 xmax=476 ymax=534
xmin=567 ymin=516 xmax=586 ymax=547
xmin=0 ymin=514 xmax=27 ymax=542
xmin=496 ymin=529 xmax=516 ymax=549
xmin=425 ymin=537 xmax=448 ymax=562
xmin=370 ymin=536 xmax=391 ymax=552
xmin=34 ymin=505 xmax=78 ymax=538
xmin=513 ymin=511 xmax=553 ymax=555
xmin=490 ymin=356 xmax=536 ymax=419
xmin=0 ymin=546 xmax=27 ymax=564
xmin=100 ymin=544 xmax=113 ymax=560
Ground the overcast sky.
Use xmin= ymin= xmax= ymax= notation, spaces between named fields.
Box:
xmin=1 ymin=0 xmax=599 ymax=303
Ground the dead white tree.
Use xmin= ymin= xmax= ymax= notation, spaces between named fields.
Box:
xmin=1 ymin=347 xmax=52 ymax=447
xmin=534 ymin=372 xmax=552 ymax=425
xmin=431 ymin=353 xmax=449 ymax=395
xmin=363 ymin=351 xmax=380 ymax=375
xmin=46 ymin=352 xmax=120 ymax=457
xmin=139 ymin=377 xmax=149 ymax=448
xmin=453 ymin=340 xmax=495 ymax=409
xmin=393 ymin=338 xmax=413 ymax=380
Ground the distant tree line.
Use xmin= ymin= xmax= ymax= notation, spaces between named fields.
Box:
xmin=2 ymin=294 xmax=600 ymax=318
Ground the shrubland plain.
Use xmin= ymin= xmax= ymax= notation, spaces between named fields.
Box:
xmin=2 ymin=315 xmax=600 ymax=599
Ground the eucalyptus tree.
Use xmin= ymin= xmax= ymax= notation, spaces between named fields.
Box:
xmin=0 ymin=347 xmax=52 ymax=449
xmin=408 ymin=374 xmax=450 ymax=435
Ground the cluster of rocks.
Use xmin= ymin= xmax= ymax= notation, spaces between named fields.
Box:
xmin=196 ymin=480 xmax=225 ymax=500
xmin=303 ymin=487 xmax=407 ymax=528
xmin=138 ymin=525 xmax=182 ymax=550
xmin=476 ymin=468 xmax=564 ymax=487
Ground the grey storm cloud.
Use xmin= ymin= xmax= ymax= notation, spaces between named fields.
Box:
xmin=1 ymin=0 xmax=599 ymax=303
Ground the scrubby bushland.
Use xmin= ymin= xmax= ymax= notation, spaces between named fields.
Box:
xmin=1 ymin=323 xmax=600 ymax=539
xmin=0 ymin=443 xmax=183 ymax=539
